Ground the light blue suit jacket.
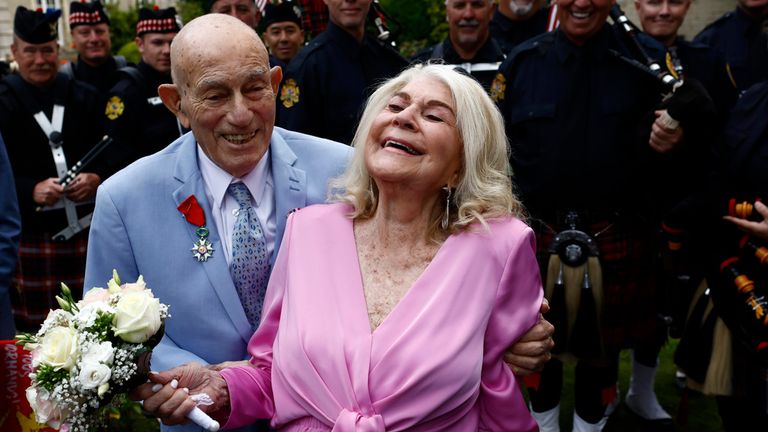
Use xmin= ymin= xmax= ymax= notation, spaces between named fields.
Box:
xmin=84 ymin=128 xmax=350 ymax=431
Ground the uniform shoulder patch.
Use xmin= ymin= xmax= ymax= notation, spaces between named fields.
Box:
xmin=490 ymin=73 xmax=506 ymax=103
xmin=105 ymin=95 xmax=124 ymax=120
xmin=280 ymin=78 xmax=300 ymax=108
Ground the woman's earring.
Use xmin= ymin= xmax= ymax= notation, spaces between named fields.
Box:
xmin=442 ymin=186 xmax=452 ymax=230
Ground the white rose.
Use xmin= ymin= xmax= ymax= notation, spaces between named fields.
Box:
xmin=82 ymin=341 xmax=114 ymax=365
xmin=78 ymin=361 xmax=112 ymax=390
xmin=36 ymin=326 xmax=79 ymax=370
xmin=26 ymin=386 xmax=66 ymax=429
xmin=112 ymin=291 xmax=161 ymax=343
xmin=80 ymin=287 xmax=111 ymax=306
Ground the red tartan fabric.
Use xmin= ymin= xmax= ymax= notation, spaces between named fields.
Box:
xmin=535 ymin=218 xmax=659 ymax=353
xmin=10 ymin=231 xmax=88 ymax=332
xmin=297 ymin=0 xmax=328 ymax=37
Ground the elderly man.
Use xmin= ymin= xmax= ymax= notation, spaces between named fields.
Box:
xmin=1 ymin=6 xmax=105 ymax=331
xmin=694 ymin=0 xmax=768 ymax=94
xmin=412 ymin=0 xmax=505 ymax=90
xmin=87 ymin=13 xmax=553 ymax=432
xmin=490 ymin=0 xmax=549 ymax=53
xmin=60 ymin=1 xmax=127 ymax=93
xmin=276 ymin=0 xmax=407 ymax=144
xmin=262 ymin=0 xmax=305 ymax=70
xmin=493 ymin=0 xmax=689 ymax=430
xmin=103 ymin=6 xmax=183 ymax=173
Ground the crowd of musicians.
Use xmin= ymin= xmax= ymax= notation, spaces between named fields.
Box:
xmin=0 ymin=1 xmax=767 ymax=431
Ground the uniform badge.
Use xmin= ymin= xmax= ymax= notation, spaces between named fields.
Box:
xmin=665 ymin=52 xmax=679 ymax=80
xmin=105 ymin=96 xmax=125 ymax=121
xmin=280 ymin=79 xmax=300 ymax=108
xmin=490 ymin=73 xmax=506 ymax=103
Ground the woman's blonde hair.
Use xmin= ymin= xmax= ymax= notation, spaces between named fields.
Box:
xmin=329 ymin=63 xmax=525 ymax=240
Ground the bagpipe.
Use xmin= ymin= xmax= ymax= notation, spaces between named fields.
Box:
xmin=607 ymin=4 xmax=716 ymax=130
xmin=367 ymin=0 xmax=398 ymax=46
xmin=36 ymin=135 xmax=114 ymax=241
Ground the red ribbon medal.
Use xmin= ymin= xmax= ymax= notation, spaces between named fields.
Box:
xmin=178 ymin=195 xmax=214 ymax=262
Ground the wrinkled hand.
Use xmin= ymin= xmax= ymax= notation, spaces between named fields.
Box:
xmin=649 ymin=110 xmax=684 ymax=153
xmin=505 ymin=299 xmax=555 ymax=376
xmin=33 ymin=178 xmax=64 ymax=206
xmin=131 ymin=362 xmax=230 ymax=427
xmin=724 ymin=200 xmax=768 ymax=241
xmin=64 ymin=172 xmax=100 ymax=202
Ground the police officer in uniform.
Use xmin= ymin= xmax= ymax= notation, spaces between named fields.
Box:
xmin=490 ymin=0 xmax=550 ymax=54
xmin=412 ymin=0 xmax=505 ymax=91
xmin=103 ymin=6 xmax=182 ymax=172
xmin=0 ymin=6 xmax=105 ymax=331
xmin=277 ymin=0 xmax=407 ymax=144
xmin=492 ymin=0 xmax=688 ymax=430
xmin=60 ymin=1 xmax=127 ymax=94
xmin=694 ymin=0 xmax=768 ymax=94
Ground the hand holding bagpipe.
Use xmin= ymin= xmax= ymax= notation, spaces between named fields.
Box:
xmin=608 ymin=5 xmax=716 ymax=142
xmin=58 ymin=135 xmax=113 ymax=188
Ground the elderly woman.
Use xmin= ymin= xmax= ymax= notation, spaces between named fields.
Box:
xmin=138 ymin=64 xmax=543 ymax=431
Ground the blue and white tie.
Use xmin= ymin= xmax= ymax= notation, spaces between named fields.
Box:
xmin=227 ymin=182 xmax=270 ymax=330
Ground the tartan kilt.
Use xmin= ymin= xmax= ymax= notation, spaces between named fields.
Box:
xmin=535 ymin=218 xmax=659 ymax=353
xmin=11 ymin=230 xmax=88 ymax=332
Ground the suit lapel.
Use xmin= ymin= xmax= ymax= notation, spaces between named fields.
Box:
xmin=270 ymin=131 xmax=307 ymax=265
xmin=171 ymin=135 xmax=253 ymax=344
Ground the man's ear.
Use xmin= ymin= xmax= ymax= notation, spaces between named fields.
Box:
xmin=270 ymin=65 xmax=283 ymax=95
xmin=158 ymin=84 xmax=190 ymax=128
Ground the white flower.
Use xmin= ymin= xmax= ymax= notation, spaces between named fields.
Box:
xmin=26 ymin=386 xmax=67 ymax=429
xmin=82 ymin=341 xmax=114 ymax=365
xmin=74 ymin=302 xmax=113 ymax=329
xmin=112 ymin=291 xmax=161 ymax=343
xmin=35 ymin=326 xmax=79 ymax=370
xmin=78 ymin=361 xmax=112 ymax=390
xmin=80 ymin=287 xmax=111 ymax=306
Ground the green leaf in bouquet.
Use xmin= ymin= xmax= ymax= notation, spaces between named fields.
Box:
xmin=87 ymin=311 xmax=116 ymax=341
xmin=35 ymin=364 xmax=70 ymax=392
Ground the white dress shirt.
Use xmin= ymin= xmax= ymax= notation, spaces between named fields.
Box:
xmin=197 ymin=145 xmax=276 ymax=267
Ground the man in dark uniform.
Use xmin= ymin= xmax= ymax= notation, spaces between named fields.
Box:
xmin=411 ymin=0 xmax=505 ymax=91
xmin=490 ymin=0 xmax=550 ymax=53
xmin=262 ymin=1 xmax=305 ymax=71
xmin=0 ymin=6 xmax=105 ymax=331
xmin=276 ymin=0 xmax=407 ymax=144
xmin=493 ymin=0 xmax=688 ymax=430
xmin=59 ymin=1 xmax=127 ymax=94
xmin=623 ymin=0 xmax=738 ymax=426
xmin=694 ymin=0 xmax=768 ymax=94
xmin=103 ymin=6 xmax=182 ymax=172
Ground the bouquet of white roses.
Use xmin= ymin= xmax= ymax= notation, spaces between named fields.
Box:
xmin=16 ymin=270 xmax=170 ymax=432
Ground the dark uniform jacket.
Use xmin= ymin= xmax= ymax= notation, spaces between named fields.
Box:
xmin=104 ymin=61 xmax=182 ymax=173
xmin=495 ymin=25 xmax=665 ymax=218
xmin=276 ymin=21 xmax=407 ymax=144
xmin=489 ymin=7 xmax=549 ymax=54
xmin=411 ymin=37 xmax=506 ymax=91
xmin=0 ymin=73 xmax=104 ymax=233
xmin=694 ymin=7 xmax=768 ymax=94
xmin=59 ymin=55 xmax=128 ymax=94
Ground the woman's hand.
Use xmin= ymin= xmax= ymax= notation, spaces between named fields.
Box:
xmin=131 ymin=362 xmax=231 ymax=427
xmin=724 ymin=200 xmax=768 ymax=241
xmin=504 ymin=299 xmax=555 ymax=376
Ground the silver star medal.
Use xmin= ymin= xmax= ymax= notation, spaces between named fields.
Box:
xmin=191 ymin=227 xmax=214 ymax=262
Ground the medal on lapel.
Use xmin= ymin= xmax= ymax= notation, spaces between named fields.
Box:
xmin=178 ymin=195 xmax=214 ymax=262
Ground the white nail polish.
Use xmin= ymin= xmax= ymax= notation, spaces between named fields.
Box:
xmin=171 ymin=379 xmax=179 ymax=389
xmin=151 ymin=383 xmax=163 ymax=392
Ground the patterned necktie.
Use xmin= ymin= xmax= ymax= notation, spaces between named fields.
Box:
xmin=227 ymin=182 xmax=270 ymax=330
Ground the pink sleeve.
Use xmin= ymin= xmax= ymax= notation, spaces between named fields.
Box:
xmin=219 ymin=212 xmax=297 ymax=429
xmin=478 ymin=225 xmax=542 ymax=431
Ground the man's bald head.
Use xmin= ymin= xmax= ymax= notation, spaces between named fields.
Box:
xmin=170 ymin=13 xmax=269 ymax=90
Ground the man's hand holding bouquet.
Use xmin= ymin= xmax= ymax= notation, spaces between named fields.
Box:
xmin=16 ymin=270 xmax=219 ymax=431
